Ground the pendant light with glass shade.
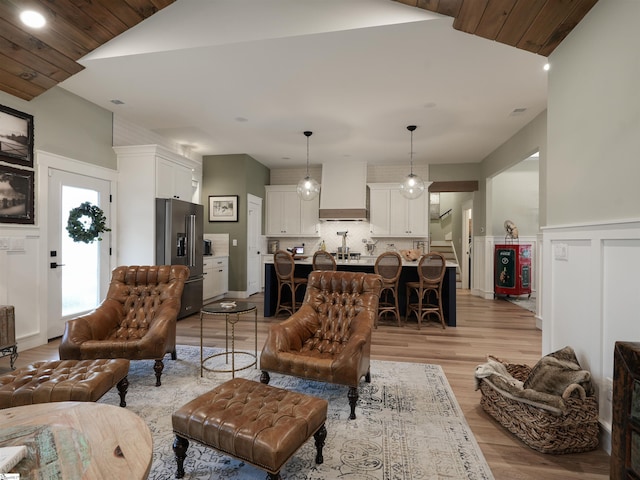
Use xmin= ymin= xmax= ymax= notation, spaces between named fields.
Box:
xmin=297 ymin=130 xmax=320 ymax=201
xmin=399 ymin=125 xmax=425 ymax=200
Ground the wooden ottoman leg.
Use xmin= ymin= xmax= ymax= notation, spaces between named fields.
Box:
xmin=314 ymin=424 xmax=327 ymax=464
xmin=116 ymin=376 xmax=129 ymax=407
xmin=154 ymin=359 xmax=164 ymax=387
xmin=266 ymin=473 xmax=281 ymax=480
xmin=348 ymin=386 xmax=358 ymax=420
xmin=173 ymin=434 xmax=189 ymax=479
xmin=260 ymin=370 xmax=270 ymax=384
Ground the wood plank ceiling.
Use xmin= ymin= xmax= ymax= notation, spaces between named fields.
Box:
xmin=0 ymin=0 xmax=176 ymax=101
xmin=1 ymin=0 xmax=597 ymax=102
xmin=394 ymin=0 xmax=599 ymax=56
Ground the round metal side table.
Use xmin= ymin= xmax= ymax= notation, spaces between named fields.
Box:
xmin=200 ymin=302 xmax=257 ymax=378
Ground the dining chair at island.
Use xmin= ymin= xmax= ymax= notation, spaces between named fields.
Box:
xmin=405 ymin=252 xmax=447 ymax=329
xmin=374 ymin=251 xmax=403 ymax=328
xmin=312 ymin=250 xmax=337 ymax=271
xmin=273 ymin=250 xmax=308 ymax=317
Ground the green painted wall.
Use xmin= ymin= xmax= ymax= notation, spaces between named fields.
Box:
xmin=202 ymin=154 xmax=270 ymax=292
xmin=0 ymin=87 xmax=116 ymax=169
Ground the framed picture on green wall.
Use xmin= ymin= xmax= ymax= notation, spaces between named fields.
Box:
xmin=0 ymin=104 xmax=34 ymax=168
xmin=209 ymin=195 xmax=238 ymax=222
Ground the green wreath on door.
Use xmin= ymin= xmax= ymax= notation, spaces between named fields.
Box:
xmin=66 ymin=202 xmax=111 ymax=243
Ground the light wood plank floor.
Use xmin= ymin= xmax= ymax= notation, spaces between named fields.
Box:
xmin=2 ymin=290 xmax=610 ymax=479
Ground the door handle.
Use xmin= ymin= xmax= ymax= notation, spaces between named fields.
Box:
xmin=50 ymin=262 xmax=66 ymax=269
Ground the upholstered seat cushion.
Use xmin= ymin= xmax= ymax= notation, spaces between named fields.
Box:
xmin=172 ymin=378 xmax=327 ymax=474
xmin=0 ymin=359 xmax=130 ymax=409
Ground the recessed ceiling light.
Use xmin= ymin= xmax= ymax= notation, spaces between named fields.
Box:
xmin=110 ymin=99 xmax=125 ymax=105
xmin=235 ymin=117 xmax=248 ymax=122
xmin=20 ymin=10 xmax=46 ymax=28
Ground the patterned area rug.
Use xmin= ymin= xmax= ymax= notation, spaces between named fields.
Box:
xmin=504 ymin=295 xmax=537 ymax=313
xmin=99 ymin=345 xmax=494 ymax=480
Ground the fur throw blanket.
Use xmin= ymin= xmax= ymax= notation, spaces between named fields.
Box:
xmin=475 ymin=346 xmax=594 ymax=413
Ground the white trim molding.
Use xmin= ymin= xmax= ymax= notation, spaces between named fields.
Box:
xmin=542 ymin=218 xmax=640 ymax=454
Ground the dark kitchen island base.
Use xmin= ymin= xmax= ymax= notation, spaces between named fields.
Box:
xmin=264 ymin=262 xmax=456 ymax=327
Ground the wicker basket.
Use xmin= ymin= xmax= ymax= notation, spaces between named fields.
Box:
xmin=478 ymin=362 xmax=599 ymax=454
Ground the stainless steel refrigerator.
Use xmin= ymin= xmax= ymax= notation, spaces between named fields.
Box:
xmin=155 ymin=198 xmax=204 ymax=318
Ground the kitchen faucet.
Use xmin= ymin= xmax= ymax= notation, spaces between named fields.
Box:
xmin=337 ymin=231 xmax=348 ymax=261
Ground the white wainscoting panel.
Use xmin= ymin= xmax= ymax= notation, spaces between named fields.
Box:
xmin=542 ymin=219 xmax=640 ymax=453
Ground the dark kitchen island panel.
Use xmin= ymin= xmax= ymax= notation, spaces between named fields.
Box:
xmin=263 ymin=262 xmax=456 ymax=326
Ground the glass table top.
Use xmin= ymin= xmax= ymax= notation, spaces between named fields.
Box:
xmin=201 ymin=301 xmax=256 ymax=315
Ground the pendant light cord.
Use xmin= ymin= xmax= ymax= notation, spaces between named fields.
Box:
xmin=407 ymin=125 xmax=417 ymax=176
xmin=304 ymin=130 xmax=312 ymax=177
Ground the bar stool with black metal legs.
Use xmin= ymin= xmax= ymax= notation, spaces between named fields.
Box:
xmin=405 ymin=252 xmax=447 ymax=329
xmin=374 ymin=251 xmax=403 ymax=327
xmin=312 ymin=250 xmax=337 ymax=271
xmin=274 ymin=250 xmax=308 ymax=317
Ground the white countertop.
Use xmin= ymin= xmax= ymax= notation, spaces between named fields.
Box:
xmin=264 ymin=255 xmax=457 ymax=268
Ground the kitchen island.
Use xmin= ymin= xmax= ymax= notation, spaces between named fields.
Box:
xmin=263 ymin=257 xmax=457 ymax=326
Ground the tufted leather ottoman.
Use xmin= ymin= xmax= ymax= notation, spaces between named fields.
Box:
xmin=0 ymin=358 xmax=130 ymax=409
xmin=172 ymin=377 xmax=328 ymax=480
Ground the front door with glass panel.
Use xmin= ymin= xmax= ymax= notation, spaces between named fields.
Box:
xmin=47 ymin=169 xmax=111 ymax=339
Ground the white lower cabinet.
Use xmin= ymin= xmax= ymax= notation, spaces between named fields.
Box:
xmin=203 ymin=256 xmax=228 ymax=302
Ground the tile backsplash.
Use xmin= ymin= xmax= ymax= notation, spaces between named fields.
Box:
xmin=271 ymin=221 xmax=426 ymax=257
xmin=204 ymin=233 xmax=229 ymax=256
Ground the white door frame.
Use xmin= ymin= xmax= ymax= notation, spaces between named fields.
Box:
xmin=462 ymin=199 xmax=473 ymax=290
xmin=246 ymin=193 xmax=262 ymax=297
xmin=37 ymin=151 xmax=117 ymax=341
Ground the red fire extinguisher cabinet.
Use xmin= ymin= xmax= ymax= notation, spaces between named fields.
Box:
xmin=494 ymin=244 xmax=532 ymax=297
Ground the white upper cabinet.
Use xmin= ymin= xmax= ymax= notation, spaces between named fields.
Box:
xmin=265 ymin=185 xmax=319 ymax=237
xmin=368 ymin=183 xmax=428 ymax=237
xmin=156 ymin=157 xmax=193 ymax=201
xmin=114 ymin=145 xmax=202 ymax=266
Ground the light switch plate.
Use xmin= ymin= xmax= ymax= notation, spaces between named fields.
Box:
xmin=553 ymin=243 xmax=568 ymax=261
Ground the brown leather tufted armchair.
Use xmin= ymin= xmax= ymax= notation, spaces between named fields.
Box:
xmin=260 ymin=270 xmax=383 ymax=419
xmin=59 ymin=265 xmax=189 ymax=386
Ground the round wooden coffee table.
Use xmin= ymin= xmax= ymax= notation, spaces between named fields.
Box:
xmin=0 ymin=401 xmax=152 ymax=479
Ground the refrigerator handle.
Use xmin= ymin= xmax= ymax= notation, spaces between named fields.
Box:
xmin=187 ymin=214 xmax=197 ymax=267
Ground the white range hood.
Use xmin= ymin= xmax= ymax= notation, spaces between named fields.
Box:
xmin=319 ymin=162 xmax=368 ymax=221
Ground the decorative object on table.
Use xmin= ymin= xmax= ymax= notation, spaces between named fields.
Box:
xmin=0 ymin=445 xmax=27 ymax=473
xmin=296 ymin=130 xmax=320 ymax=201
xmin=0 ymin=104 xmax=33 ymax=168
xmin=0 ymin=164 xmax=34 ymax=225
xmin=208 ymin=195 xmax=238 ymax=222
xmin=399 ymin=248 xmax=421 ymax=261
xmin=59 ymin=265 xmax=189 ymax=387
xmin=99 ymin=344 xmax=495 ymax=480
xmin=504 ymin=219 xmax=519 ymax=241
xmin=399 ymin=125 xmax=425 ymax=200
xmin=260 ymin=270 xmax=383 ymax=419
xmin=66 ymin=201 xmax=111 ymax=243
xmin=474 ymin=346 xmax=598 ymax=454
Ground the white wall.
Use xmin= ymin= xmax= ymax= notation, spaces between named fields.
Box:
xmin=542 ymin=0 xmax=640 ymax=452
xmin=490 ymin=158 xmax=539 ymax=237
